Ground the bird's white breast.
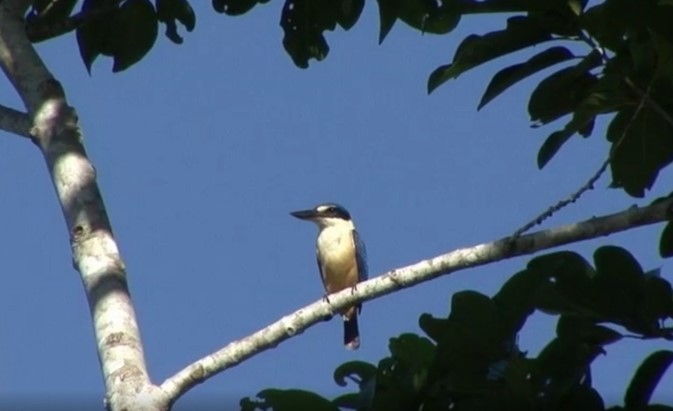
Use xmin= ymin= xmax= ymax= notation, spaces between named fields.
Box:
xmin=316 ymin=223 xmax=358 ymax=293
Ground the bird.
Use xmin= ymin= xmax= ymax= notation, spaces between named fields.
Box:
xmin=290 ymin=203 xmax=368 ymax=350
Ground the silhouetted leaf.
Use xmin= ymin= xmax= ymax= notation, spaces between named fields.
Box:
xmin=428 ymin=15 xmax=553 ymax=93
xmin=280 ymin=0 xmax=362 ymax=68
xmin=641 ymin=274 xmax=673 ymax=322
xmin=376 ymin=0 xmax=397 ymax=44
xmin=242 ymin=389 xmax=339 ymax=411
xmin=625 ymin=351 xmax=673 ymax=410
xmin=537 ymin=128 xmax=574 ymax=169
xmin=111 ymin=0 xmax=158 ymax=72
xmin=389 ymin=334 xmax=435 ymax=372
xmin=528 ymin=65 xmax=597 ymax=125
xmin=333 ymin=361 xmax=377 ymax=387
xmin=532 ymin=338 xmax=603 ymax=408
xmin=591 ymin=246 xmax=644 ymax=323
xmin=212 ymin=0 xmax=269 ymax=15
xmin=536 ymin=70 xmax=627 ymax=168
xmin=157 ymin=0 xmax=196 ymax=44
xmin=580 ymin=0 xmax=632 ymax=51
xmin=336 ymin=0 xmax=365 ymax=30
xmin=493 ymin=268 xmax=551 ymax=335
xmin=661 ymin=223 xmax=673 ymax=258
xmin=529 ymin=251 xmax=600 ymax=316
xmin=462 ymin=0 xmax=546 ymax=13
xmin=479 ymin=46 xmax=574 ymax=110
xmin=607 ymin=106 xmax=673 ymax=198
xmin=76 ymin=0 xmax=119 ymax=73
xmin=26 ymin=0 xmax=78 ymax=41
xmin=556 ymin=315 xmax=622 ymax=346
xmin=561 ymin=385 xmax=606 ymax=411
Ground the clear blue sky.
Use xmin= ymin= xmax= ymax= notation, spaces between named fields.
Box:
xmin=0 ymin=2 xmax=671 ymax=409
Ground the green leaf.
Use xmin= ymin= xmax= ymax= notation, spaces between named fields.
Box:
xmin=333 ymin=360 xmax=377 ymax=387
xmin=661 ymin=222 xmax=673 ymax=258
xmin=528 ymin=66 xmax=597 ymax=125
xmin=397 ymin=0 xmax=461 ymax=35
xmin=76 ymin=0 xmax=119 ymax=73
xmin=479 ymin=46 xmax=574 ymax=110
xmin=493 ymin=268 xmax=552 ymax=335
xmin=532 ymin=338 xmax=603 ymax=408
xmin=555 ymin=315 xmax=623 ymax=346
xmin=641 ymin=274 xmax=673 ymax=321
xmin=593 ymin=246 xmax=644 ymax=280
xmin=376 ymin=0 xmax=398 ymax=44
xmin=447 ymin=291 xmax=504 ymax=359
xmin=245 ymin=389 xmax=339 ymax=411
xmin=580 ymin=0 xmax=631 ymax=52
xmin=377 ymin=0 xmax=460 ymax=44
xmin=280 ymin=0 xmax=346 ymax=68
xmin=608 ymin=106 xmax=673 ymax=198
xmin=111 ymin=0 xmax=159 ymax=72
xmin=591 ymin=246 xmax=645 ymax=322
xmin=212 ymin=0 xmax=269 ymax=15
xmin=26 ymin=0 xmax=78 ymax=41
xmin=625 ymin=351 xmax=673 ymax=409
xmin=537 ymin=128 xmax=574 ymax=169
xmin=156 ymin=0 xmax=196 ymax=44
xmin=651 ymin=31 xmax=673 ymax=83
xmin=388 ymin=334 xmax=435 ymax=392
xmin=528 ymin=7 xmax=580 ymax=37
xmin=336 ymin=0 xmax=365 ymax=30
xmin=418 ymin=313 xmax=450 ymax=344
xmin=561 ymin=385 xmax=606 ymax=411
xmin=428 ymin=15 xmax=553 ymax=94
xmin=457 ymin=0 xmax=546 ymax=14
xmin=528 ymin=251 xmax=600 ymax=316
xmin=389 ymin=334 xmax=436 ymax=371
xmin=536 ymin=70 xmax=628 ymax=168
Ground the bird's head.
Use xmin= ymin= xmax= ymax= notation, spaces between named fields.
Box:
xmin=290 ymin=203 xmax=353 ymax=229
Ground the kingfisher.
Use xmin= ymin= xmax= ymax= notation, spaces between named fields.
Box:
xmin=291 ymin=203 xmax=368 ymax=350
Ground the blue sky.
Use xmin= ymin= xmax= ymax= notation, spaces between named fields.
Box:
xmin=0 ymin=2 xmax=671 ymax=408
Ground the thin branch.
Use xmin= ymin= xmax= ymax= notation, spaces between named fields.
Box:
xmin=160 ymin=197 xmax=673 ymax=404
xmin=0 ymin=104 xmax=31 ymax=137
xmin=510 ymin=79 xmax=653 ymax=238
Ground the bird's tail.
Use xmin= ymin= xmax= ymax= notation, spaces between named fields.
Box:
xmin=343 ymin=312 xmax=360 ymax=350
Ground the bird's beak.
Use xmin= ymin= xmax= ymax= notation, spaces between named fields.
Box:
xmin=290 ymin=209 xmax=318 ymax=220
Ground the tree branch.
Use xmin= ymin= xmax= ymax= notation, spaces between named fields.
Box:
xmin=160 ymin=197 xmax=673 ymax=403
xmin=0 ymin=104 xmax=31 ymax=137
xmin=0 ymin=6 xmax=166 ymax=411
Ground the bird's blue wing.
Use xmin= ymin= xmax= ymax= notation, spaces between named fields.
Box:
xmin=353 ymin=229 xmax=368 ymax=282
xmin=316 ymin=251 xmax=325 ymax=285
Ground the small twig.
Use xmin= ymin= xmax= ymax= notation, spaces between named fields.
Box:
xmin=510 ymin=77 xmax=653 ymax=239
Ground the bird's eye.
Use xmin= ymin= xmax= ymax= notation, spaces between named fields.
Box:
xmin=327 ymin=206 xmax=336 ymax=213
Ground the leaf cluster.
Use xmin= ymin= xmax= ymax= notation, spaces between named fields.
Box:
xmin=24 ymin=0 xmax=673 ymax=197
xmin=241 ymin=246 xmax=673 ymax=411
